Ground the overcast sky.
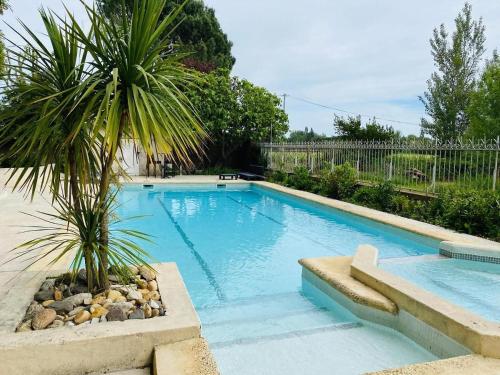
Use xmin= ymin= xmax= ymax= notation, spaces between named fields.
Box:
xmin=2 ymin=1 xmax=500 ymax=136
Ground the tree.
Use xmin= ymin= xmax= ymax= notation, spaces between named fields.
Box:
xmin=0 ymin=0 xmax=9 ymax=75
xmin=420 ymin=3 xmax=486 ymax=141
xmin=98 ymin=0 xmax=235 ymax=72
xmin=187 ymin=69 xmax=288 ymax=166
xmin=1 ymin=1 xmax=206 ymax=290
xmin=288 ymin=127 xmax=330 ymax=142
xmin=333 ymin=115 xmax=398 ymax=141
xmin=467 ymin=52 xmax=500 ymax=139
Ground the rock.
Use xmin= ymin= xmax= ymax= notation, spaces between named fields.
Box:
xmin=32 ymin=309 xmax=56 ymax=330
xmin=40 ymin=279 xmax=56 ymax=291
xmin=70 ymin=283 xmax=88 ymax=294
xmin=66 ymin=321 xmax=75 ymax=327
xmin=109 ymin=301 xmax=133 ymax=313
xmin=55 ymin=315 xmax=65 ymax=321
xmin=109 ymin=274 xmax=121 ymax=283
xmin=77 ymin=269 xmax=87 ymax=283
xmin=159 ymin=307 xmax=165 ymax=316
xmin=68 ymin=306 xmax=85 ymax=317
xmin=129 ymin=309 xmax=145 ymax=320
xmin=142 ymin=304 xmax=152 ymax=318
xmin=107 ymin=290 xmax=122 ymax=302
xmin=126 ymin=290 xmax=142 ymax=301
xmin=42 ymin=300 xmax=55 ymax=308
xmin=149 ymin=300 xmax=160 ymax=309
xmin=137 ymin=298 xmax=147 ymax=305
xmin=138 ymin=266 xmax=155 ymax=282
xmin=147 ymin=280 xmax=158 ymax=292
xmin=91 ymin=296 xmax=107 ymax=306
xmin=25 ymin=302 xmax=43 ymax=320
xmin=115 ymin=296 xmax=127 ymax=303
xmin=100 ymin=316 xmax=107 ymax=323
xmin=48 ymin=320 xmax=64 ymax=329
xmin=49 ymin=299 xmax=75 ymax=314
xmin=63 ymin=287 xmax=73 ymax=298
xmin=74 ymin=310 xmax=91 ymax=325
xmin=91 ymin=318 xmax=100 ymax=324
xmin=54 ymin=289 xmax=63 ymax=301
xmin=66 ymin=293 xmax=92 ymax=306
xmin=107 ymin=306 xmax=127 ymax=322
xmin=34 ymin=290 xmax=54 ymax=302
xmin=136 ymin=279 xmax=148 ymax=289
xmin=91 ymin=306 xmax=108 ymax=319
xmin=148 ymin=291 xmax=160 ymax=301
xmin=151 ymin=309 xmax=160 ymax=318
xmin=129 ymin=265 xmax=139 ymax=275
xmin=16 ymin=320 xmax=33 ymax=332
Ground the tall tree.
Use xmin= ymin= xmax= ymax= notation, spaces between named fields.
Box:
xmin=98 ymin=0 xmax=235 ymax=72
xmin=0 ymin=0 xmax=9 ymax=75
xmin=333 ymin=115 xmax=398 ymax=141
xmin=187 ymin=69 xmax=288 ymax=166
xmin=467 ymin=52 xmax=500 ymax=139
xmin=420 ymin=3 xmax=485 ymax=141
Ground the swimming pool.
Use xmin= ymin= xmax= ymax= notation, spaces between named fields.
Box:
xmin=381 ymin=257 xmax=500 ymax=322
xmin=116 ymin=184 xmax=438 ymax=374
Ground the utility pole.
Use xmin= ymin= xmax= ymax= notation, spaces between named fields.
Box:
xmin=282 ymin=93 xmax=288 ymax=112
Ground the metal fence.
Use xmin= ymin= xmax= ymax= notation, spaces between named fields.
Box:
xmin=260 ymin=138 xmax=500 ymax=193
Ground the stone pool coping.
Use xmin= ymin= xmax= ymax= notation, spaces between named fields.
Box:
xmin=0 ymin=263 xmax=203 ymax=375
xmin=350 ymin=246 xmax=500 ymax=359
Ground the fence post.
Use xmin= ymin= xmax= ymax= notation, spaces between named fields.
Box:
xmin=388 ymin=140 xmax=393 ymax=181
xmin=431 ymin=139 xmax=438 ymax=193
xmin=493 ymin=136 xmax=499 ymax=191
xmin=356 ymin=148 xmax=360 ymax=177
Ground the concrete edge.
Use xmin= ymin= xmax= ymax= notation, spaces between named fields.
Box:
xmin=253 ymin=181 xmax=500 ymax=247
xmin=153 ymin=338 xmax=219 ymax=375
xmin=439 ymin=241 xmax=500 ymax=261
xmin=350 ymin=246 xmax=500 ymax=358
xmin=0 ymin=263 xmax=202 ymax=375
xmin=365 ymin=354 xmax=500 ymax=375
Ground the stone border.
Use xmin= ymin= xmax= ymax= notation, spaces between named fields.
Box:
xmin=0 ymin=263 xmax=202 ymax=375
xmin=439 ymin=241 xmax=500 ymax=264
xmin=253 ymin=181 xmax=499 ymax=248
xmin=350 ymin=246 xmax=500 ymax=358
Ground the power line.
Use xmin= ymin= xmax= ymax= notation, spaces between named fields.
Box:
xmin=285 ymin=94 xmax=421 ymax=127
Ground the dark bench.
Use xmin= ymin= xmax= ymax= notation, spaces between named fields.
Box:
xmin=238 ymin=172 xmax=265 ymax=181
xmin=219 ymin=173 xmax=238 ymax=180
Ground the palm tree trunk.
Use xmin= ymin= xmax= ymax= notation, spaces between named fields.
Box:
xmin=97 ymin=111 xmax=128 ymax=290
xmin=68 ymin=144 xmax=96 ymax=291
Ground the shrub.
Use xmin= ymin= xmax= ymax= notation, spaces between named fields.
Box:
xmin=318 ymin=163 xmax=358 ymax=199
xmin=286 ymin=166 xmax=315 ymax=191
xmin=268 ymin=169 xmax=288 ymax=184
xmin=351 ymin=181 xmax=397 ymax=212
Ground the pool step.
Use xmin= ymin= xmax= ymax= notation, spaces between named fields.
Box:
xmin=200 ymin=291 xmax=357 ymax=346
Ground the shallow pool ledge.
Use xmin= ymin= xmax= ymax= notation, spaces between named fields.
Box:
xmin=439 ymin=241 xmax=500 ymax=263
xmin=351 ymin=246 xmax=500 ymax=359
xmin=298 ymin=255 xmax=397 ymax=315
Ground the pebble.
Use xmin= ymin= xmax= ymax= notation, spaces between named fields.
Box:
xmin=83 ymin=297 xmax=92 ymax=305
xmin=66 ymin=293 xmax=92 ymax=306
xmin=74 ymin=310 xmax=91 ymax=325
xmin=49 ymin=299 xmax=75 ymax=314
xmin=138 ymin=266 xmax=155 ymax=282
xmin=129 ymin=309 xmax=145 ymax=320
xmin=115 ymin=296 xmax=127 ymax=303
xmin=25 ymin=302 xmax=44 ymax=320
xmin=32 ymin=309 xmax=56 ymax=330
xmin=48 ymin=320 xmax=64 ymax=329
xmin=100 ymin=316 xmax=107 ymax=323
xmin=66 ymin=321 xmax=75 ymax=327
xmin=91 ymin=318 xmax=100 ymax=324
xmin=40 ymin=279 xmax=55 ymax=291
xmin=54 ymin=289 xmax=63 ymax=301
xmin=55 ymin=315 xmax=65 ymax=321
xmin=149 ymin=300 xmax=160 ymax=309
xmin=107 ymin=290 xmax=122 ymax=302
xmin=107 ymin=306 xmax=127 ymax=322
xmin=143 ymin=304 xmax=152 ymax=318
xmin=127 ymin=290 xmax=142 ymax=301
xmin=129 ymin=265 xmax=139 ymax=275
xmin=42 ymin=300 xmax=55 ymax=308
xmin=91 ymin=306 xmax=108 ymax=319
xmin=147 ymin=280 xmax=158 ymax=292
xmin=68 ymin=306 xmax=85 ymax=317
xmin=148 ymin=291 xmax=160 ymax=301
xmin=151 ymin=309 xmax=160 ymax=318
xmin=16 ymin=320 xmax=33 ymax=332
xmin=34 ymin=290 xmax=54 ymax=302
xmin=77 ymin=269 xmax=87 ymax=283
xmin=90 ymin=296 xmax=107 ymax=305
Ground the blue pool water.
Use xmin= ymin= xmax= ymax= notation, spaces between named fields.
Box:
xmin=117 ymin=184 xmax=438 ymax=374
xmin=381 ymin=257 xmax=500 ymax=322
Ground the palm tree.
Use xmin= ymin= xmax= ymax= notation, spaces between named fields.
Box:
xmin=1 ymin=1 xmax=206 ymax=290
xmin=69 ymin=0 xmax=206 ymax=288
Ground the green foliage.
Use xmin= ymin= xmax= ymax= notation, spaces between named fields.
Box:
xmin=268 ymin=169 xmax=288 ymax=185
xmin=98 ymin=0 xmax=235 ymax=72
xmin=351 ymin=181 xmax=397 ymax=212
xmin=318 ymin=163 xmax=357 ymax=199
xmin=187 ymin=69 xmax=288 ymax=166
xmin=288 ymin=127 xmax=330 ymax=142
xmin=286 ymin=166 xmax=315 ymax=191
xmin=467 ymin=53 xmax=500 ymax=139
xmin=333 ymin=115 xmax=399 ymax=141
xmin=420 ymin=3 xmax=486 ymax=140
